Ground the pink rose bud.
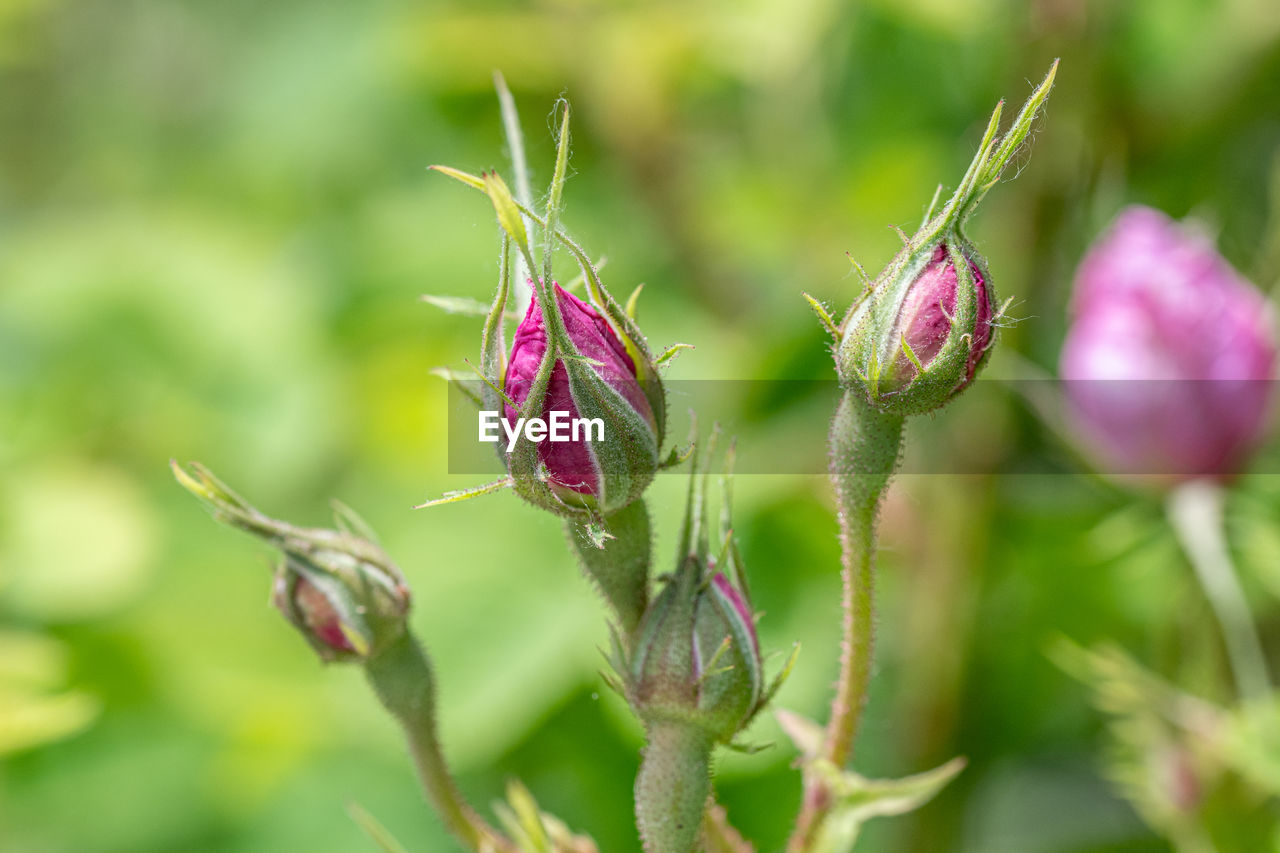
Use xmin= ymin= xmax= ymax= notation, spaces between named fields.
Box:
xmin=273 ymin=571 xmax=357 ymax=655
xmin=502 ymin=283 xmax=663 ymax=515
xmin=840 ymin=241 xmax=994 ymax=413
xmin=173 ymin=462 xmax=411 ymax=663
xmin=625 ymin=443 xmax=774 ymax=745
xmin=833 ymin=62 xmax=1057 ymax=416
xmin=1060 ymin=206 xmax=1277 ymax=482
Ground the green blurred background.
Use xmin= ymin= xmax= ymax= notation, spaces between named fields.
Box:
xmin=4 ymin=0 xmax=1280 ymax=851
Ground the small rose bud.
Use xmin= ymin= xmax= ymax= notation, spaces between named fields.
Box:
xmin=838 ymin=240 xmax=994 ymax=413
xmin=273 ymin=570 xmax=357 ymax=656
xmin=502 ymin=282 xmax=664 ymax=516
xmin=830 ymin=63 xmax=1057 ymax=416
xmin=627 ymin=440 xmax=785 ymax=853
xmin=626 ymin=451 xmax=764 ymax=743
xmin=629 ymin=564 xmax=763 ymax=740
xmin=173 ymin=462 xmax=411 ymax=662
xmin=1060 ymin=206 xmax=1277 ymax=482
xmin=268 ymin=533 xmax=411 ymax=663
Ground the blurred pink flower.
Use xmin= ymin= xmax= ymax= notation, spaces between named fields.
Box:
xmin=1060 ymin=206 xmax=1277 ymax=481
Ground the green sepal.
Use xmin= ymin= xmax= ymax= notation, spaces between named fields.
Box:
xmin=421 ymin=293 xmax=516 ymax=320
xmin=807 ymin=757 xmax=967 ymax=853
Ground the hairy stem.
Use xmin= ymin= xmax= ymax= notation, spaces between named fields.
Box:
xmin=566 ymin=499 xmax=652 ymax=640
xmin=364 ymin=631 xmax=515 ymax=853
xmin=790 ymin=391 xmax=904 ymax=851
xmin=635 ymin=720 xmax=714 ymax=853
xmin=1167 ymin=479 xmax=1270 ymax=704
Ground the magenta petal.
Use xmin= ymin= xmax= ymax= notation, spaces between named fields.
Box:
xmin=711 ymin=572 xmax=760 ymax=658
xmin=893 ymin=244 xmax=994 ymax=386
xmin=503 ymin=284 xmax=655 ymax=495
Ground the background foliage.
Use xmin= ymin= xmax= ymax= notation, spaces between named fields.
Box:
xmin=3 ymin=1 xmax=1280 ymax=851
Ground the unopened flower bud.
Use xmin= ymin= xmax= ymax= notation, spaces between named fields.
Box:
xmin=1060 ymin=206 xmax=1277 ymax=482
xmin=830 ymin=62 xmax=1057 ymax=416
xmin=502 ymin=282 xmax=664 ymax=517
xmin=268 ymin=533 xmax=410 ymax=662
xmin=626 ymin=438 xmax=784 ymax=853
xmin=629 ymin=564 xmax=763 ymax=742
xmin=838 ymin=240 xmax=994 ymax=414
xmin=173 ymin=462 xmax=411 ymax=662
xmin=625 ymin=442 xmax=765 ymax=744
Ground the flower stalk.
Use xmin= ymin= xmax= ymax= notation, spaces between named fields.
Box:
xmin=566 ymin=498 xmax=652 ymax=639
xmin=792 ymin=63 xmax=1057 ymax=851
xmin=1167 ymin=479 xmax=1271 ymax=705
xmin=365 ymin=629 xmax=517 ymax=853
xmin=634 ymin=720 xmax=716 ymax=853
xmin=789 ymin=393 xmax=903 ymax=851
xmin=172 ymin=462 xmax=516 ymax=853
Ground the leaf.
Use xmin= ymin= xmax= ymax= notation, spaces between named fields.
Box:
xmin=428 ymin=163 xmax=486 ymax=190
xmin=811 ymin=757 xmax=966 ymax=853
xmin=347 ymin=802 xmax=411 ymax=853
xmin=507 ymin=780 xmax=552 ymax=852
xmin=655 ymin=343 xmax=695 ymax=368
xmin=422 ymin=293 xmax=517 ymax=320
xmin=1218 ymin=699 xmax=1280 ymax=797
xmin=484 ymin=171 xmax=531 ymax=255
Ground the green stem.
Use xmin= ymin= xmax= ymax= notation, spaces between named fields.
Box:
xmin=1167 ymin=479 xmax=1271 ymax=705
xmin=635 ymin=720 xmax=714 ymax=853
xmin=566 ymin=499 xmax=652 ymax=639
xmin=364 ymin=631 xmax=515 ymax=853
xmin=790 ymin=391 xmax=904 ymax=851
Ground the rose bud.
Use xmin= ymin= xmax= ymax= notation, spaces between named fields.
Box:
xmin=172 ymin=461 xmax=410 ymax=662
xmin=1060 ymin=206 xmax=1277 ymax=482
xmin=625 ymin=438 xmax=792 ymax=853
xmin=838 ymin=240 xmax=995 ymax=414
xmin=832 ymin=62 xmax=1057 ymax=416
xmin=628 ymin=563 xmax=764 ymax=742
xmin=500 ymin=281 xmax=665 ymax=518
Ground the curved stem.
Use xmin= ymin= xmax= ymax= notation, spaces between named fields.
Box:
xmin=364 ymin=631 xmax=516 ymax=853
xmin=1167 ymin=479 xmax=1270 ymax=705
xmin=635 ymin=720 xmax=714 ymax=853
xmin=790 ymin=391 xmax=904 ymax=851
